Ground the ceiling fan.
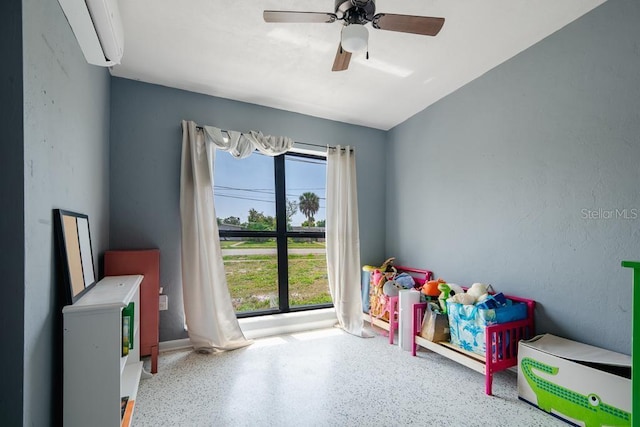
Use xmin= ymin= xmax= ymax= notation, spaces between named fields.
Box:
xmin=263 ymin=0 xmax=445 ymax=72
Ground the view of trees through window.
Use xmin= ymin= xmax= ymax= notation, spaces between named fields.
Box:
xmin=214 ymin=150 xmax=330 ymax=316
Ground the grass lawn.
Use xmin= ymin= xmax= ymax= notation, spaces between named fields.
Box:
xmin=219 ymin=239 xmax=325 ymax=249
xmin=223 ymin=253 xmax=331 ymax=312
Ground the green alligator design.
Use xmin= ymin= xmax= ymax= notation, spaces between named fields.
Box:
xmin=520 ymin=357 xmax=630 ymax=427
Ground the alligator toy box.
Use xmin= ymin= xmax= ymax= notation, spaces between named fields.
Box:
xmin=518 ymin=334 xmax=631 ymax=427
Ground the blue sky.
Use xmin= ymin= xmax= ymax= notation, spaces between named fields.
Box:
xmin=213 ymin=151 xmax=326 ymax=226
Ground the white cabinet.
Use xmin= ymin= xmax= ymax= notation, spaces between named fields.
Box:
xmin=63 ymin=275 xmax=144 ymax=427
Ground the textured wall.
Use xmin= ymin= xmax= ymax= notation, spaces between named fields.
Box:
xmin=0 ymin=0 xmax=24 ymax=424
xmin=22 ymin=0 xmax=111 ymax=424
xmin=109 ymin=78 xmax=387 ymax=342
xmin=386 ymin=0 xmax=639 ymax=354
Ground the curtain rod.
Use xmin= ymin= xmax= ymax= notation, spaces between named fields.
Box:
xmin=193 ymin=125 xmax=351 ymax=151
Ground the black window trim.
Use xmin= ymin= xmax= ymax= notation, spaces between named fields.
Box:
xmin=218 ymin=150 xmax=331 ymax=318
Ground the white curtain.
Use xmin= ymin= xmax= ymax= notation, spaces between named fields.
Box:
xmin=203 ymin=126 xmax=293 ymax=158
xmin=179 ymin=120 xmax=293 ymax=352
xmin=326 ymin=146 xmax=372 ymax=337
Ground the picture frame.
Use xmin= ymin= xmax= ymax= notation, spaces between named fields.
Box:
xmin=54 ymin=209 xmax=97 ymax=304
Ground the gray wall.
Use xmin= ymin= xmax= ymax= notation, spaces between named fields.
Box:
xmin=386 ymin=0 xmax=639 ymax=355
xmin=22 ymin=0 xmax=111 ymax=424
xmin=110 ymin=78 xmax=387 ymax=342
xmin=0 ymin=0 xmax=24 ymax=424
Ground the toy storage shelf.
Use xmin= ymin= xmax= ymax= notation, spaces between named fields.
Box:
xmin=412 ymin=294 xmax=536 ymax=395
xmin=363 ymin=265 xmax=432 ymax=343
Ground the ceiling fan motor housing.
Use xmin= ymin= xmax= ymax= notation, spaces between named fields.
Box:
xmin=335 ymin=0 xmax=376 ymax=23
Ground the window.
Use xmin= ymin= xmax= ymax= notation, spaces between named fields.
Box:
xmin=214 ymin=150 xmax=329 ymax=317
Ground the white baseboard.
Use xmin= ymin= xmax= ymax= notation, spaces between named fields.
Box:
xmin=159 ymin=308 xmax=338 ymax=353
xmin=158 ymin=338 xmax=192 ymax=352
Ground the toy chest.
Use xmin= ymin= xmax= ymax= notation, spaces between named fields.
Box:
xmin=518 ymin=334 xmax=631 ymax=426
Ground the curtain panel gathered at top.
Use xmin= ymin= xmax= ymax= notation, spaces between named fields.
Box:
xmin=203 ymin=126 xmax=293 ymax=158
xmin=326 ymin=146 xmax=372 ymax=338
xmin=179 ymin=120 xmax=293 ymax=352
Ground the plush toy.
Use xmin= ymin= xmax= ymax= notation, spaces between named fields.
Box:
xmin=448 ymin=293 xmax=476 ymax=305
xmin=364 ymin=257 xmax=396 ymax=284
xmin=395 ymin=272 xmax=416 ymax=289
xmin=445 ymin=282 xmax=494 ymax=307
xmin=447 ymin=283 xmax=464 ymax=295
xmin=423 ymin=277 xmax=446 ymax=297
xmin=379 ymin=257 xmax=396 ymax=272
xmin=382 ymin=280 xmax=401 ymax=297
xmin=437 ymin=282 xmax=465 ymax=313
xmin=437 ymin=282 xmax=450 ymax=313
xmin=467 ymin=283 xmax=491 ymax=304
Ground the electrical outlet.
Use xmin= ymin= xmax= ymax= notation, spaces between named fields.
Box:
xmin=159 ymin=294 xmax=168 ymax=311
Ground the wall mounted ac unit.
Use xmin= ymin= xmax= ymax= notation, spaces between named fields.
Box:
xmin=58 ymin=0 xmax=124 ymax=67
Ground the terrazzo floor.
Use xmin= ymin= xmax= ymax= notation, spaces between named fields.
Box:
xmin=132 ymin=327 xmax=566 ymax=427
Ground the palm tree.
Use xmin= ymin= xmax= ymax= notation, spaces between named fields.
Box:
xmin=298 ymin=192 xmax=319 ymax=226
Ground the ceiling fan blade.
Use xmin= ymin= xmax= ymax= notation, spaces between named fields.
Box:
xmin=331 ymin=44 xmax=351 ymax=72
xmin=263 ymin=11 xmax=337 ymax=23
xmin=372 ymin=14 xmax=445 ymax=36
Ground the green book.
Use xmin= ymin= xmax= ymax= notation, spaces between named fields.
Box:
xmin=122 ymin=302 xmax=134 ymax=350
xmin=122 ymin=316 xmax=130 ymax=356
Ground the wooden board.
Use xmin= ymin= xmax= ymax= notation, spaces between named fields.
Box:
xmin=439 ymin=342 xmax=486 ymax=363
xmin=121 ymin=400 xmax=135 ymax=427
xmin=414 ymin=336 xmax=486 ymax=375
xmin=362 ymin=311 xmax=391 ymax=331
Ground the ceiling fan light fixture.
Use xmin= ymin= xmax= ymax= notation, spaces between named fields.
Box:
xmin=341 ymin=24 xmax=368 ymax=53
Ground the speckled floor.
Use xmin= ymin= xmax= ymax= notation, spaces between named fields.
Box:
xmin=133 ymin=327 xmax=565 ymax=427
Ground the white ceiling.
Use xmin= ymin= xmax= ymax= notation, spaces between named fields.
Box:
xmin=111 ymin=0 xmax=606 ymax=130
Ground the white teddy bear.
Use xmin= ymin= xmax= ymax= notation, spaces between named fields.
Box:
xmin=447 ymin=282 xmax=492 ymax=305
xmin=467 ymin=282 xmax=491 ymax=303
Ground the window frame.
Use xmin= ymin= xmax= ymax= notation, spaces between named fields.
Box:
xmin=217 ymin=150 xmax=330 ymax=318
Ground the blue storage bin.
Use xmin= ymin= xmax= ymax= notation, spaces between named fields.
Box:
xmin=447 ymin=300 xmax=527 ymax=356
xmin=361 ymin=269 xmax=371 ymax=312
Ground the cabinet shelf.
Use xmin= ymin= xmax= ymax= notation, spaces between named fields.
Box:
xmin=120 ymin=354 xmax=128 ymax=375
xmin=121 ymin=361 xmax=143 ymax=401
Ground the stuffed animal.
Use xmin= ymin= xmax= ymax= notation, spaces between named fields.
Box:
xmin=423 ymin=277 xmax=446 ymax=296
xmin=437 ymin=282 xmax=464 ymax=313
xmin=437 ymin=282 xmax=450 ymax=313
xmin=379 ymin=257 xmax=396 ymax=272
xmin=448 ymin=292 xmax=476 ymax=305
xmin=467 ymin=283 xmax=491 ymax=304
xmin=364 ymin=257 xmax=397 ymax=289
xmin=445 ymin=282 xmax=494 ymax=308
xmin=447 ymin=283 xmax=464 ymax=295
xmin=383 ymin=280 xmax=401 ymax=297
xmin=395 ymin=272 xmax=416 ymax=289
